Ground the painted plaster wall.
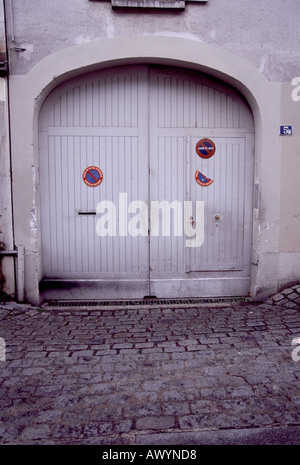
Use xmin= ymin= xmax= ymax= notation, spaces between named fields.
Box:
xmin=5 ymin=0 xmax=300 ymax=82
xmin=0 ymin=1 xmax=14 ymax=296
xmin=0 ymin=77 xmax=15 ymax=296
xmin=276 ymin=81 xmax=300 ymax=291
xmin=279 ymin=82 xmax=300 ymax=253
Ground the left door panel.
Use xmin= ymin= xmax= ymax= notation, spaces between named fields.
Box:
xmin=39 ymin=66 xmax=150 ymax=299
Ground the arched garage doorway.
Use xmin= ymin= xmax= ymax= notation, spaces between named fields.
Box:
xmin=39 ymin=64 xmax=254 ymax=300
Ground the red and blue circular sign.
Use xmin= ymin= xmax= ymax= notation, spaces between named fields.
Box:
xmin=195 ymin=170 xmax=213 ymax=187
xmin=196 ymin=138 xmax=216 ymax=159
xmin=82 ymin=166 xmax=103 ymax=187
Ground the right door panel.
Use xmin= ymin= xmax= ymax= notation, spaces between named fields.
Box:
xmin=149 ymin=66 xmax=254 ymax=298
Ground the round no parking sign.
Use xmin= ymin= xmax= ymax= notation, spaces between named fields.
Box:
xmin=196 ymin=138 xmax=216 ymax=159
xmin=82 ymin=166 xmax=103 ymax=187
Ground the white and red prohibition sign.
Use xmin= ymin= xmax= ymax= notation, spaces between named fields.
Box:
xmin=82 ymin=166 xmax=103 ymax=187
xmin=196 ymin=138 xmax=216 ymax=159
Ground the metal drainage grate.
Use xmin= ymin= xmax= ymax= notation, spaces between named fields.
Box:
xmin=43 ymin=296 xmax=252 ymax=309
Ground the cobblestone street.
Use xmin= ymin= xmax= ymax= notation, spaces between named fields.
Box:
xmin=1 ymin=286 xmax=300 ymax=445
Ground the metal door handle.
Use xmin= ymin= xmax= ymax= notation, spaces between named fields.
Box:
xmin=78 ymin=211 xmax=96 ymax=215
xmin=215 ymin=214 xmax=220 ymax=220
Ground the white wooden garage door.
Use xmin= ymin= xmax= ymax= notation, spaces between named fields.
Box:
xmin=39 ymin=65 xmax=254 ymax=299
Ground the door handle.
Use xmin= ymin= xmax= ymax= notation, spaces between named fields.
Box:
xmin=190 ymin=216 xmax=195 ymax=227
xmin=78 ymin=211 xmax=96 ymax=215
xmin=215 ymin=214 xmax=220 ymax=220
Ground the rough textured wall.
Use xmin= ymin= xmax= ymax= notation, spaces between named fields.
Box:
xmin=5 ymin=0 xmax=300 ymax=81
xmin=0 ymin=77 xmax=15 ymax=296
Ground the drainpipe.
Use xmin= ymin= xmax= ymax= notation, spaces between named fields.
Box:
xmin=0 ymin=0 xmax=8 ymax=74
xmin=0 ymin=246 xmax=25 ymax=301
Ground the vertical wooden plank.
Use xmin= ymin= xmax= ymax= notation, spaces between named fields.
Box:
xmin=99 ymin=78 xmax=106 ymax=127
xmin=54 ymin=136 xmax=64 ymax=272
xmin=219 ymin=142 xmax=227 ymax=265
xmin=47 ymin=136 xmax=56 ymax=273
xmin=118 ymin=75 xmax=125 ymax=127
xmin=61 ymin=136 xmax=70 ymax=272
xmin=208 ymin=87 xmax=215 ymax=128
xmin=220 ymin=93 xmax=227 ymax=128
xmin=131 ymin=74 xmax=138 ymax=128
xmin=60 ymin=94 xmax=67 ymax=127
xmin=158 ymin=77 xmax=164 ymax=128
xmin=112 ymin=77 xmax=119 ymax=127
xmin=189 ymin=81 xmax=196 ymax=128
xmin=99 ymin=135 xmax=108 ymax=273
xmin=80 ymin=84 xmax=87 ymax=127
xmin=183 ymin=80 xmax=190 ymax=128
xmin=170 ymin=78 xmax=177 ymax=128
xmin=202 ymin=86 xmax=209 ymax=128
xmin=105 ymin=78 xmax=112 ymax=127
xmin=73 ymin=136 xmax=81 ymax=272
xmin=177 ymin=79 xmax=184 ymax=128
xmin=86 ymin=82 xmax=93 ymax=127
xmin=164 ymin=77 xmax=171 ymax=128
xmin=226 ymin=96 xmax=233 ymax=128
xmin=92 ymin=81 xmax=99 ymax=127
xmin=237 ymin=140 xmax=246 ymax=261
xmin=214 ymin=90 xmax=221 ymax=128
xmin=54 ymin=99 xmax=60 ymax=126
xmin=67 ymin=136 xmax=76 ymax=272
xmin=73 ymin=87 xmax=80 ymax=126
xmin=124 ymin=75 xmax=131 ymax=127
xmin=196 ymin=84 xmax=203 ymax=128
xmin=233 ymin=101 xmax=240 ymax=128
xmin=67 ymin=89 xmax=74 ymax=127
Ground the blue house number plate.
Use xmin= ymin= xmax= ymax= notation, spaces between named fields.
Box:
xmin=280 ymin=125 xmax=293 ymax=135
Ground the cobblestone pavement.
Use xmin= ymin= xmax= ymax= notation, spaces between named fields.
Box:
xmin=0 ymin=285 xmax=300 ymax=445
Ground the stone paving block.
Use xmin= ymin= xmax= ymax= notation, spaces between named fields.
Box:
xmin=172 ymin=351 xmax=194 ymax=360
xmin=227 ymin=386 xmax=255 ymax=397
xmin=20 ymin=424 xmax=51 ymax=441
xmin=161 ymin=360 xmax=184 ymax=371
xmin=287 ymin=292 xmax=299 ymax=300
xmin=272 ymin=294 xmax=285 ymax=302
xmin=143 ymin=380 xmax=169 ymax=391
xmin=35 ymin=409 xmax=63 ymax=424
xmin=200 ymin=387 xmax=227 ymax=399
xmin=284 ymin=302 xmax=298 ymax=308
xmin=282 ymin=288 xmax=294 ymax=296
xmin=51 ymin=424 xmax=83 ymax=440
xmin=114 ymin=419 xmax=133 ymax=434
xmin=161 ymin=401 xmax=191 ymax=416
xmin=190 ymin=399 xmax=219 ymax=414
xmin=135 ymin=415 xmax=176 ymax=430
xmin=91 ymin=405 xmax=123 ymax=422
xmin=178 ymin=414 xmax=212 ymax=430
xmin=194 ymin=377 xmax=218 ymax=388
